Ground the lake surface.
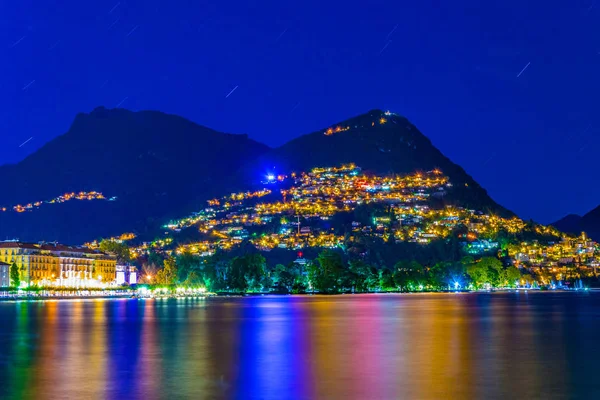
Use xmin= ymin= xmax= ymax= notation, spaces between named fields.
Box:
xmin=0 ymin=292 xmax=599 ymax=399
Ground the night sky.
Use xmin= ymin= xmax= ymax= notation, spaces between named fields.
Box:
xmin=1 ymin=0 xmax=599 ymax=223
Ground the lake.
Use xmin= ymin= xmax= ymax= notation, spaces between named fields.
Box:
xmin=0 ymin=292 xmax=599 ymax=399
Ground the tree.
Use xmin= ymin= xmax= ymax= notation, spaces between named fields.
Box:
xmin=466 ymin=263 xmax=487 ymax=288
xmin=155 ymin=258 xmax=178 ymax=285
xmin=427 ymin=261 xmax=468 ymax=290
xmin=176 ymin=251 xmax=200 ymax=282
xmin=225 ymin=254 xmax=267 ymax=292
xmin=201 ymin=252 xmax=231 ymax=291
xmin=147 ymin=251 xmax=164 ymax=268
xmin=243 ymin=254 xmax=267 ymax=292
xmin=393 ymin=260 xmax=424 ymax=291
xmin=99 ymin=240 xmax=131 ymax=262
xmin=349 ymin=260 xmax=372 ymax=292
xmin=502 ymin=266 xmax=521 ymax=287
xmin=307 ymin=250 xmax=345 ymax=293
xmin=10 ymin=263 xmax=20 ymax=288
xmin=184 ymin=271 xmax=203 ymax=286
xmin=228 ymin=257 xmax=249 ymax=292
xmin=521 ymin=273 xmax=535 ymax=286
xmin=260 ymin=274 xmax=273 ymax=292
xmin=466 ymin=257 xmax=503 ymax=288
xmin=273 ymin=264 xmax=296 ymax=293
xmin=276 ymin=269 xmax=295 ymax=292
xmin=393 ymin=268 xmax=409 ymax=291
xmin=460 ymin=256 xmax=475 ymax=267
xmin=292 ymin=274 xmax=309 ymax=293
xmin=379 ymin=268 xmax=395 ymax=291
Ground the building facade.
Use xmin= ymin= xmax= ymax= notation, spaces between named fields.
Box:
xmin=0 ymin=262 xmax=9 ymax=287
xmin=0 ymin=241 xmax=117 ymax=287
xmin=116 ymin=265 xmax=138 ymax=285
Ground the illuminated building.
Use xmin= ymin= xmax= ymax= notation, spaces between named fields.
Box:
xmin=0 ymin=241 xmax=117 ymax=287
xmin=0 ymin=262 xmax=9 ymax=287
xmin=116 ymin=265 xmax=138 ymax=285
xmin=294 ymin=256 xmax=308 ymax=266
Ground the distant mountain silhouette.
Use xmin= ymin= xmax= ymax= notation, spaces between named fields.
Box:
xmin=0 ymin=107 xmax=512 ymax=243
xmin=551 ymin=214 xmax=583 ymax=235
xmin=552 ymin=208 xmax=600 ymax=241
xmin=0 ymin=107 xmax=269 ymax=243
xmin=243 ymin=109 xmax=513 ymax=217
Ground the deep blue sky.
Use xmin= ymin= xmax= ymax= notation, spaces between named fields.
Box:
xmin=1 ymin=0 xmax=599 ymax=223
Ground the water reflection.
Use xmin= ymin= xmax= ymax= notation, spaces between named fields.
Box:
xmin=0 ymin=293 xmax=598 ymax=399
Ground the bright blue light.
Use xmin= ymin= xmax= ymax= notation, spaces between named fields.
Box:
xmin=267 ymin=174 xmax=275 ymax=181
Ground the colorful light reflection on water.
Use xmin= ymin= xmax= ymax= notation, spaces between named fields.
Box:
xmin=0 ymin=293 xmax=599 ymax=399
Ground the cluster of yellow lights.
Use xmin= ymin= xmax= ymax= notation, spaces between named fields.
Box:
xmin=84 ymin=232 xmax=136 ymax=249
xmin=102 ymin=162 xmax=598 ymax=268
xmin=165 ymin=165 xmax=454 ymax=253
xmin=207 ymin=189 xmax=271 ymax=206
xmin=322 ymin=112 xmax=389 ymax=136
xmin=270 ymin=167 xmax=449 ymax=218
xmin=166 ymin=189 xmax=272 ymax=231
xmin=228 ymin=189 xmax=271 ymax=202
xmin=506 ymin=232 xmax=598 ymax=267
xmin=310 ymin=164 xmax=357 ymax=174
xmin=2 ymin=191 xmax=108 ymax=213
xmin=324 ymin=125 xmax=350 ymax=136
xmin=251 ymin=232 xmax=345 ymax=251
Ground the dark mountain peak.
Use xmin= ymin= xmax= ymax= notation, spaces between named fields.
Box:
xmin=63 ymin=107 xmax=266 ymax=158
xmin=581 ymin=205 xmax=600 ymax=241
xmin=550 ymin=207 xmax=600 ymax=241
xmin=342 ymin=108 xmax=405 ymax=120
xmin=313 ymin=109 xmax=428 ymax=149
xmin=339 ymin=108 xmax=387 ymax=122
xmin=555 ymin=213 xmax=582 ymax=222
xmin=92 ymin=105 xmax=107 ymax=113
xmin=583 ymin=204 xmax=600 ymax=220
xmin=321 ymin=109 xmax=404 ymax=129
xmin=551 ymin=204 xmax=600 ymax=241
xmin=0 ymin=108 xmax=270 ymax=243
xmin=76 ymin=105 xmax=129 ymax=121
xmin=551 ymin=214 xmax=583 ymax=235
xmin=72 ymin=106 xmax=204 ymax=132
xmin=244 ymin=109 xmax=512 ymax=217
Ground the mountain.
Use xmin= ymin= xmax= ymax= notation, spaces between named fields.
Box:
xmin=0 ymin=107 xmax=269 ymax=243
xmin=243 ymin=109 xmax=513 ymax=217
xmin=551 ymin=214 xmax=583 ymax=235
xmin=580 ymin=207 xmax=600 ymax=240
xmin=0 ymin=107 xmax=513 ymax=244
xmin=552 ymin=208 xmax=600 ymax=240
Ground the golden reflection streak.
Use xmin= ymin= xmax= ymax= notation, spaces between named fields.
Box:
xmin=29 ymin=301 xmax=58 ymax=398
xmin=306 ymin=296 xmax=352 ymax=398
xmin=137 ymin=299 xmax=160 ymax=399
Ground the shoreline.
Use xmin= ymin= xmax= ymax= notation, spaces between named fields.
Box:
xmin=0 ymin=288 xmax=593 ymax=302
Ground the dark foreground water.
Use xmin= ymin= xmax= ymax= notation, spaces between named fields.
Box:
xmin=0 ymin=293 xmax=599 ymax=399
